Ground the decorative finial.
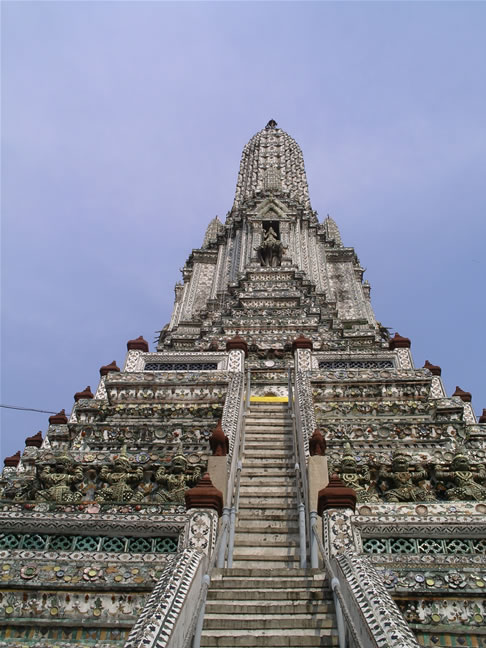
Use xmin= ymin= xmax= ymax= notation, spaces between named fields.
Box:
xmin=265 ymin=119 xmax=277 ymax=129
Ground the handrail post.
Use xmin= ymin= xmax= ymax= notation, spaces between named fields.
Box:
xmin=298 ymin=500 xmax=307 ymax=568
xmin=217 ymin=507 xmax=230 ymax=568
xmin=310 ymin=510 xmax=318 ymax=568
xmin=246 ymin=367 xmax=251 ymax=409
xmin=192 ymin=574 xmax=210 ymax=648
xmin=331 ymin=577 xmax=347 ymax=648
xmin=287 ymin=367 xmax=293 ymax=413
xmin=227 ymin=505 xmax=236 ymax=568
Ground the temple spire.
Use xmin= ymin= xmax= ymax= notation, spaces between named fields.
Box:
xmin=233 ymin=121 xmax=311 ymax=210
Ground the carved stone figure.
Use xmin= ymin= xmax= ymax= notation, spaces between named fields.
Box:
xmin=37 ymin=454 xmax=83 ymax=504
xmin=2 ymin=476 xmax=40 ymax=502
xmin=255 ymin=227 xmax=285 ymax=267
xmin=436 ymin=452 xmax=486 ymax=501
xmin=337 ymin=444 xmax=379 ymax=502
xmin=378 ymin=450 xmax=435 ymax=502
xmin=96 ymin=454 xmax=144 ymax=503
xmin=155 ymin=448 xmax=201 ymax=503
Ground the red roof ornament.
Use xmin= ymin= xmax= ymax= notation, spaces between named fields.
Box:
xmin=388 ymin=333 xmax=411 ymax=349
xmin=209 ymin=420 xmax=229 ymax=456
xmin=452 ymin=386 xmax=472 ymax=403
xmin=309 ymin=429 xmax=326 ymax=456
xmin=479 ymin=409 xmax=486 ymax=423
xmin=292 ymin=334 xmax=313 ymax=352
xmin=127 ymin=336 xmax=149 ymax=352
xmin=25 ymin=431 xmax=43 ymax=448
xmin=184 ymin=473 xmax=223 ymax=516
xmin=74 ymin=386 xmax=94 ymax=402
xmin=99 ymin=361 xmax=121 ymax=376
xmin=423 ymin=360 xmax=442 ymax=376
xmin=49 ymin=409 xmax=68 ymax=425
xmin=4 ymin=451 xmax=21 ymax=467
xmin=317 ymin=473 xmax=356 ymax=514
xmin=226 ymin=334 xmax=248 ymax=357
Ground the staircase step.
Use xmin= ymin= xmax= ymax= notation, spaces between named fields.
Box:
xmin=242 ymin=467 xmax=295 ymax=476
xmin=205 ymin=601 xmax=333 ymax=615
xmin=207 ymin=587 xmax=324 ymax=601
xmin=235 ymin=522 xmax=299 ymax=534
xmin=208 ymin=577 xmax=325 ymax=589
xmin=238 ymin=501 xmax=297 ymax=511
xmin=239 ymin=485 xmax=296 ymax=495
xmin=200 ymin=629 xmax=339 ymax=647
xmin=245 ymin=422 xmax=292 ymax=428
xmin=215 ymin=568 xmax=324 ymax=577
xmin=238 ymin=510 xmax=299 ymax=522
xmin=231 ymin=558 xmax=301 ymax=569
xmin=243 ymin=459 xmax=295 ymax=468
xmin=233 ymin=534 xmax=300 ymax=547
xmin=245 ymin=421 xmax=291 ymax=426
xmin=245 ymin=434 xmax=293 ymax=448
xmin=239 ymin=477 xmax=293 ymax=486
xmin=232 ymin=548 xmax=300 ymax=560
xmin=240 ymin=496 xmax=297 ymax=508
xmin=203 ymin=615 xmax=336 ymax=630
xmin=244 ymin=451 xmax=294 ymax=460
xmin=244 ymin=440 xmax=293 ymax=447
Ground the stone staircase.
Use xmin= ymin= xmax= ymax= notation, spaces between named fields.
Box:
xmin=200 ymin=401 xmax=339 ymax=647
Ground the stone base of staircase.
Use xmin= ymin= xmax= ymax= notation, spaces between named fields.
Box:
xmin=201 ymin=568 xmax=338 ymax=647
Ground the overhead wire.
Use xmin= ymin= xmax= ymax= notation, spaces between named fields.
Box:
xmin=0 ymin=404 xmax=58 ymax=414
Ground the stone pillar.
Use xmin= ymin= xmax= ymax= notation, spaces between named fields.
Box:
xmin=321 ymin=508 xmax=361 ymax=560
xmin=389 ymin=332 xmax=413 ymax=369
xmin=292 ymin=334 xmax=313 ymax=372
xmin=226 ymin=334 xmax=248 ymax=372
xmin=124 ymin=336 xmax=149 ymax=372
xmin=250 ymin=221 xmax=263 ymax=264
xmin=319 ymin=475 xmax=359 ymax=558
xmin=453 ymin=386 xmax=477 ymax=423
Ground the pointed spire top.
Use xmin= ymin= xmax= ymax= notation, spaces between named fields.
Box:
xmin=233 ymin=122 xmax=311 ymax=210
xmin=202 ymin=216 xmax=223 ymax=248
xmin=323 ymin=214 xmax=343 ymax=247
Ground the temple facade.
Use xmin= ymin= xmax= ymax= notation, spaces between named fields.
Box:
xmin=1 ymin=121 xmax=485 ymax=648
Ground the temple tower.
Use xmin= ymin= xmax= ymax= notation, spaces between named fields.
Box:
xmin=1 ymin=121 xmax=485 ymax=648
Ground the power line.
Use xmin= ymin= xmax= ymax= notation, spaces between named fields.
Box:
xmin=0 ymin=404 xmax=58 ymax=415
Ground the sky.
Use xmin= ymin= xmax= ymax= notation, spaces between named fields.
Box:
xmin=2 ymin=1 xmax=485 ymax=462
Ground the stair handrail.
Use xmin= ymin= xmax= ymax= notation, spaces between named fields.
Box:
xmin=217 ymin=367 xmax=249 ymax=568
xmin=311 ymin=522 xmax=360 ymax=648
xmin=288 ymin=367 xmax=309 ymax=568
xmin=190 ymin=368 xmax=249 ymax=648
xmin=188 ymin=516 xmax=230 ymax=648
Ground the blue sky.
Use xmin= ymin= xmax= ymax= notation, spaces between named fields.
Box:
xmin=2 ymin=1 xmax=485 ymax=462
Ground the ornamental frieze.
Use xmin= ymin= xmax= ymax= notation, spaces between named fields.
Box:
xmin=93 ymin=401 xmax=224 ymax=422
xmin=0 ymin=588 xmax=148 ymax=624
xmin=395 ymin=596 xmax=486 ymax=630
xmin=105 ymin=385 xmax=226 ymax=404
xmin=329 ymin=448 xmax=486 ymax=503
xmin=323 ymin=421 xmax=466 ymax=443
xmin=0 ymin=555 xmax=172 ymax=589
xmin=315 ymin=399 xmax=434 ymax=417
xmin=1 ymin=443 xmax=207 ymax=505
xmin=70 ymin=422 xmax=213 ymax=449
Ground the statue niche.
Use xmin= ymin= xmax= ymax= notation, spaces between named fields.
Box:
xmin=255 ymin=222 xmax=286 ymax=267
